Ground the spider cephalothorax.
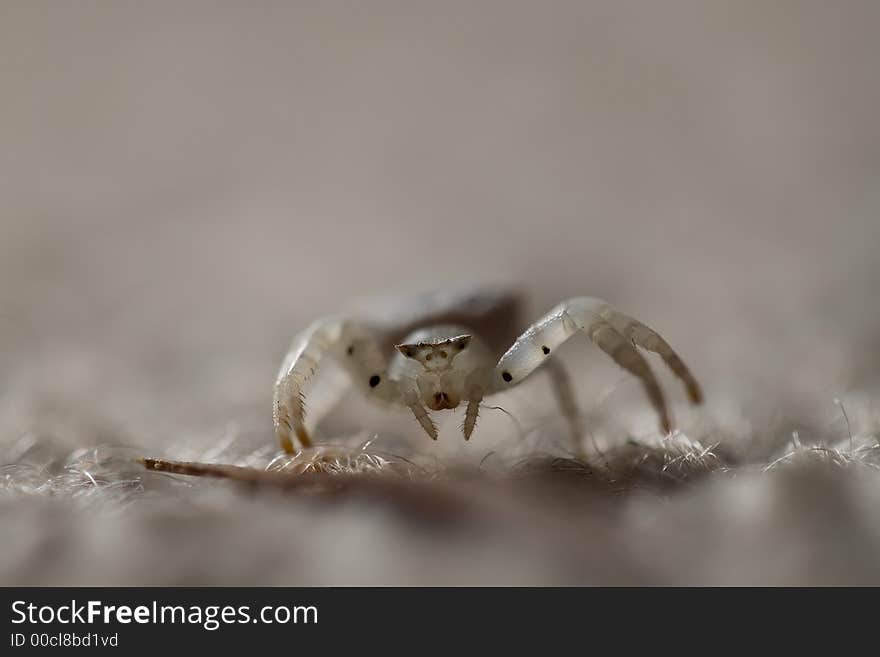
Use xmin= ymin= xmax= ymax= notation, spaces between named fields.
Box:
xmin=273 ymin=286 xmax=702 ymax=453
xmin=395 ymin=332 xmax=472 ymax=373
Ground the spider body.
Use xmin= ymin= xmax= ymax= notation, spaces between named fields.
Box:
xmin=273 ymin=287 xmax=702 ymax=453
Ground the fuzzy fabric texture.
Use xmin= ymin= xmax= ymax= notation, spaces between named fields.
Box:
xmin=2 ymin=2 xmax=880 ymax=585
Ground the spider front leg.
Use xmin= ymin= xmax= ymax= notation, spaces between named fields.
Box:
xmin=402 ymin=392 xmax=438 ymax=440
xmin=273 ymin=317 xmax=398 ymax=453
xmin=462 ymin=381 xmax=485 ymax=441
xmin=492 ymin=297 xmax=703 ymax=439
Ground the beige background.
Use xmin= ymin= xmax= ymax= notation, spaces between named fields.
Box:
xmin=1 ymin=1 xmax=879 ymax=584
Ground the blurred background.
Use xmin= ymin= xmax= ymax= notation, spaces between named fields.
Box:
xmin=1 ymin=1 xmax=879 ymax=585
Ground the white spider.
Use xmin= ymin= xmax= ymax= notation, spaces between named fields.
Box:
xmin=273 ymin=286 xmax=703 ymax=453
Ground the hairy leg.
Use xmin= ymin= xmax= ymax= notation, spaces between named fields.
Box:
xmin=404 ymin=393 xmax=437 ymax=440
xmin=462 ymin=385 xmax=484 ymax=441
xmin=274 ymin=317 xmax=398 ymax=453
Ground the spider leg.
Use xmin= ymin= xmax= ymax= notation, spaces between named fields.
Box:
xmin=462 ymin=383 xmax=485 ymax=441
xmin=404 ymin=393 xmax=438 ymax=440
xmin=273 ymin=317 xmax=399 ymax=453
xmin=491 ymin=297 xmax=699 ymax=435
xmin=542 ymin=356 xmax=585 ymax=453
xmin=598 ymin=308 xmax=703 ymax=404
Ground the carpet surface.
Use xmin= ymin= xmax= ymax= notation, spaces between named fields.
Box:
xmin=2 ymin=1 xmax=879 ymax=585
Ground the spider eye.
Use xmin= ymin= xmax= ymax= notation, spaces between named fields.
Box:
xmin=453 ymin=335 xmax=472 ymax=351
xmin=425 ymin=354 xmax=433 ymax=361
xmin=439 ymin=350 xmax=447 ymax=359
